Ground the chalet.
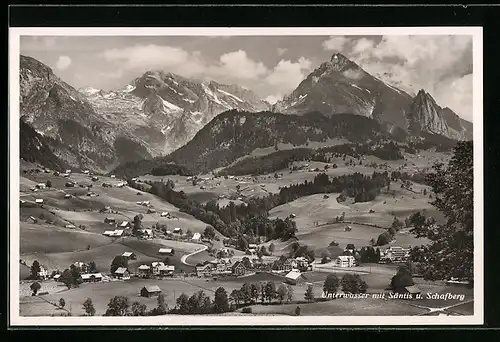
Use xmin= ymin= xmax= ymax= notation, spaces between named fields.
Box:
xmin=62 ymin=173 xmax=70 ymax=177
xmin=65 ymin=224 xmax=76 ymax=229
xmin=83 ymin=170 xmax=90 ymax=174
xmin=113 ymin=267 xmax=130 ymax=280
xmin=137 ymin=265 xmax=151 ymax=276
xmin=91 ymin=176 xmax=99 ymax=182
xmin=36 ymin=183 xmax=46 ymax=189
xmin=151 ymin=262 xmax=165 ymax=275
xmin=159 ymin=248 xmax=174 ymax=256
xmin=65 ymin=169 xmax=72 ymax=174
xmin=284 ymin=270 xmax=307 ymax=285
xmin=141 ymin=285 xmax=162 ymax=298
xmin=38 ymin=266 xmax=49 ymax=280
xmin=110 ymin=175 xmax=116 ymax=178
xmin=53 ymin=274 xmax=61 ymax=281
xmin=158 ymin=265 xmax=175 ymax=276
xmin=383 ymin=246 xmax=410 ymax=262
xmin=119 ymin=221 xmax=131 ymax=229
xmin=196 ymin=264 xmax=214 ymax=277
xmin=173 ymin=228 xmax=183 ymax=235
xmin=81 ymin=273 xmax=103 ymax=283
xmin=214 ymin=259 xmax=233 ymax=274
xmin=335 ymin=255 xmax=356 ymax=268
xmin=248 ymin=244 xmax=258 ymax=250
xmin=231 ymin=261 xmax=246 ymax=276
xmin=147 ymin=208 xmax=156 ymax=214
xmin=191 ymin=233 xmax=201 ymax=242
xmin=112 ymin=230 xmax=124 ymax=237
xmin=160 ymin=212 xmax=169 ymax=217
xmin=121 ymin=252 xmax=137 ymax=260
xmin=104 ymin=217 xmax=116 ymax=224
xmin=103 ymin=230 xmax=115 ymax=236
xmin=64 ymin=194 xmax=72 ymax=199
xmin=35 ymin=199 xmax=44 ymax=205
xmin=141 ymin=229 xmax=154 ymax=239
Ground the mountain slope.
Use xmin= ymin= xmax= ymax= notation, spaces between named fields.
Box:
xmin=20 ymin=55 xmax=152 ymax=172
xmin=111 ymin=110 xmax=400 ymax=177
xmin=81 ymin=71 xmax=271 ymax=153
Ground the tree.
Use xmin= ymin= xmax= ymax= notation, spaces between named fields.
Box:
xmin=82 ymin=298 xmax=96 ymax=316
xmin=304 ymin=285 xmax=315 ymax=302
xmin=203 ymin=225 xmax=216 ymax=240
xmin=286 ymin=285 xmax=293 ymax=303
xmin=59 ymin=298 xmax=66 ymax=309
xmin=30 ymin=260 xmax=41 ymax=280
xmin=264 ymin=281 xmax=276 ymax=303
xmin=341 ymin=274 xmax=368 ymax=294
xmin=388 ymin=226 xmax=397 ymax=236
xmin=390 ymin=264 xmax=414 ymax=292
xmin=156 ymin=293 xmax=168 ymax=315
xmin=391 ymin=217 xmax=403 ymax=231
xmin=237 ymin=235 xmax=249 ymax=251
xmin=250 ymin=283 xmax=260 ymax=304
xmin=214 ymin=287 xmax=230 ymax=313
xmin=230 ymin=289 xmax=241 ymax=305
xmin=45 ymin=180 xmax=52 ymax=188
xmin=105 ymin=296 xmax=129 ymax=316
xmin=277 ymin=284 xmax=288 ymax=304
xmin=110 ymin=255 xmax=128 ymax=274
xmin=30 ymin=282 xmax=41 ymax=295
xmin=176 ymin=293 xmax=190 ymax=314
xmin=376 ymin=232 xmax=391 ymax=246
xmin=323 ymin=274 xmax=339 ymax=297
xmin=61 ymin=269 xmax=73 ymax=289
xmin=240 ymin=282 xmax=252 ymax=304
xmin=133 ymin=214 xmax=143 ymax=235
xmin=69 ymin=264 xmax=82 ymax=287
xmin=242 ymin=257 xmax=252 ymax=269
xmin=131 ymin=301 xmax=147 ymax=316
xmin=409 ymin=142 xmax=473 ymax=283
xmin=295 ymin=306 xmax=301 ymax=316
xmin=321 ymin=250 xmax=331 ymax=264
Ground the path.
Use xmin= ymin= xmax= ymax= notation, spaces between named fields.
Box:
xmin=180 ymin=245 xmax=209 ymax=267
xmin=411 ymin=299 xmax=475 ymax=316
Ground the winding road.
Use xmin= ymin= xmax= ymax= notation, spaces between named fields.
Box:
xmin=180 ymin=245 xmax=209 ymax=267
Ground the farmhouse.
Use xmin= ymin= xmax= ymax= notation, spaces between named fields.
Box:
xmin=81 ymin=273 xmax=103 ymax=283
xmin=196 ymin=263 xmax=214 ymax=277
xmin=383 ymin=246 xmax=410 ymax=262
xmin=65 ymin=182 xmax=75 ymax=187
xmin=83 ymin=170 xmax=90 ymax=174
xmin=284 ymin=270 xmax=307 ymax=285
xmin=103 ymin=230 xmax=115 ymax=236
xmin=65 ymin=224 xmax=76 ymax=229
xmin=65 ymin=169 xmax=72 ymax=174
xmin=137 ymin=265 xmax=151 ymax=276
xmin=160 ymin=212 xmax=169 ymax=217
xmin=335 ymin=255 xmax=356 ymax=268
xmin=141 ymin=285 xmax=162 ymax=298
xmin=151 ymin=262 xmax=165 ymax=275
xmin=173 ymin=228 xmax=183 ymax=234
xmin=110 ymin=175 xmax=116 ymax=178
xmin=191 ymin=233 xmax=201 ymax=242
xmin=36 ymin=183 xmax=46 ymax=189
xmin=158 ymin=265 xmax=175 ymax=276
xmin=38 ymin=266 xmax=49 ymax=280
xmin=112 ymin=230 xmax=124 ymax=237
xmin=231 ymin=261 xmax=246 ymax=276
xmin=121 ymin=252 xmax=137 ymax=260
xmin=35 ymin=199 xmax=44 ymax=205
xmin=159 ymin=248 xmax=174 ymax=256
xmin=113 ymin=267 xmax=130 ymax=280
xmin=119 ymin=221 xmax=131 ymax=229
xmin=53 ymin=274 xmax=61 ymax=281
xmin=141 ymin=229 xmax=154 ymax=239
xmin=104 ymin=217 xmax=116 ymax=224
xmin=147 ymin=208 xmax=156 ymax=214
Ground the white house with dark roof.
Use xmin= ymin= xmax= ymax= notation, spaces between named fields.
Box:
xmin=122 ymin=252 xmax=137 ymax=260
xmin=191 ymin=233 xmax=201 ymax=242
xmin=335 ymin=255 xmax=356 ymax=268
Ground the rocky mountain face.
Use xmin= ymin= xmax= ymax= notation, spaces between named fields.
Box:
xmin=20 ymin=55 xmax=152 ymax=172
xmin=81 ymin=70 xmax=271 ymax=154
xmin=111 ymin=110 xmax=397 ymax=177
xmin=273 ymin=53 xmax=473 ymax=140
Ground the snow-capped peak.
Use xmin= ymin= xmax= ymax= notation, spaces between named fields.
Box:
xmin=79 ymin=86 xmax=102 ymax=96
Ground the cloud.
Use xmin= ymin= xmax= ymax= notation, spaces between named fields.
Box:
xmin=210 ymin=50 xmax=268 ymax=80
xmin=265 ymin=94 xmax=282 ymax=105
xmin=56 ymin=56 xmax=71 ymax=70
xmin=434 ymin=73 xmax=473 ymax=122
xmin=265 ymin=57 xmax=312 ymax=94
xmin=322 ymin=36 xmax=349 ymax=51
xmin=277 ymin=48 xmax=288 ymax=56
xmin=351 ymin=38 xmax=376 ymax=54
xmin=99 ymin=68 xmax=124 ymax=79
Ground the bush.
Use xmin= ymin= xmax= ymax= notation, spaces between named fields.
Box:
xmin=242 ymin=307 xmax=252 ymax=313
xmin=295 ymin=306 xmax=301 ymax=316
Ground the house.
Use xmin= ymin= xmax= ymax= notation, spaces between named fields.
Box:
xmin=141 ymin=229 xmax=154 ymax=239
xmin=119 ymin=221 xmax=131 ymax=229
xmin=401 ymin=285 xmax=421 ymax=299
xmin=151 ymin=262 xmax=165 ymax=275
xmin=83 ymin=170 xmax=90 ymax=174
xmin=38 ymin=266 xmax=49 ymax=280
xmin=103 ymin=230 xmax=115 ymax=236
xmin=248 ymin=244 xmax=258 ymax=250
xmin=158 ymin=265 xmax=175 ymax=276
xmin=191 ymin=233 xmax=201 ymax=242
xmin=284 ymin=270 xmax=307 ymax=285
xmin=231 ymin=261 xmax=246 ymax=276
xmin=141 ymin=285 xmax=162 ymax=298
xmin=109 ymin=230 xmax=124 ymax=237
xmin=53 ymin=274 xmax=61 ymax=281
xmin=137 ymin=265 xmax=151 ymax=276
xmin=383 ymin=246 xmax=410 ymax=262
xmin=214 ymin=259 xmax=233 ymax=274
xmin=173 ymin=228 xmax=182 ymax=234
xmin=35 ymin=199 xmax=44 ymax=205
xmin=36 ymin=183 xmax=46 ymax=189
xmin=122 ymin=252 xmax=137 ymax=260
xmin=344 ymin=225 xmax=352 ymax=232
xmin=196 ymin=263 xmax=214 ymax=277
xmin=159 ymin=248 xmax=174 ymax=256
xmin=65 ymin=182 xmax=75 ymax=187
xmin=335 ymin=255 xmax=356 ymax=268
xmin=113 ymin=267 xmax=130 ymax=280
xmin=65 ymin=224 xmax=76 ymax=229
xmin=65 ymin=169 xmax=72 ymax=174
xmin=104 ymin=217 xmax=116 ymax=224
xmin=62 ymin=173 xmax=70 ymax=177
xmin=147 ymin=208 xmax=156 ymax=214
xmin=110 ymin=175 xmax=116 ymax=178
xmin=81 ymin=273 xmax=103 ymax=283
xmin=160 ymin=212 xmax=169 ymax=217
xmin=64 ymin=194 xmax=72 ymax=199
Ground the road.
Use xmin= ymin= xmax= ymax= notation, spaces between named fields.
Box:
xmin=180 ymin=245 xmax=209 ymax=267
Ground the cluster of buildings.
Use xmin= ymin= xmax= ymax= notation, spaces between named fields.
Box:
xmin=137 ymin=262 xmax=175 ymax=277
xmin=379 ymin=246 xmax=411 ymax=263
xmin=196 ymin=259 xmax=246 ymax=278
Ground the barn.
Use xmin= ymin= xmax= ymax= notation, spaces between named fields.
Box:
xmin=284 ymin=270 xmax=307 ymax=285
xmin=140 ymin=285 xmax=162 ymax=298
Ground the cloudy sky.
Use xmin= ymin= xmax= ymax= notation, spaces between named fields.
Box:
xmin=20 ymin=35 xmax=473 ymax=121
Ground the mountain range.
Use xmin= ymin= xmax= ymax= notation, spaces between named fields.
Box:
xmin=19 ymin=53 xmax=473 ymax=174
